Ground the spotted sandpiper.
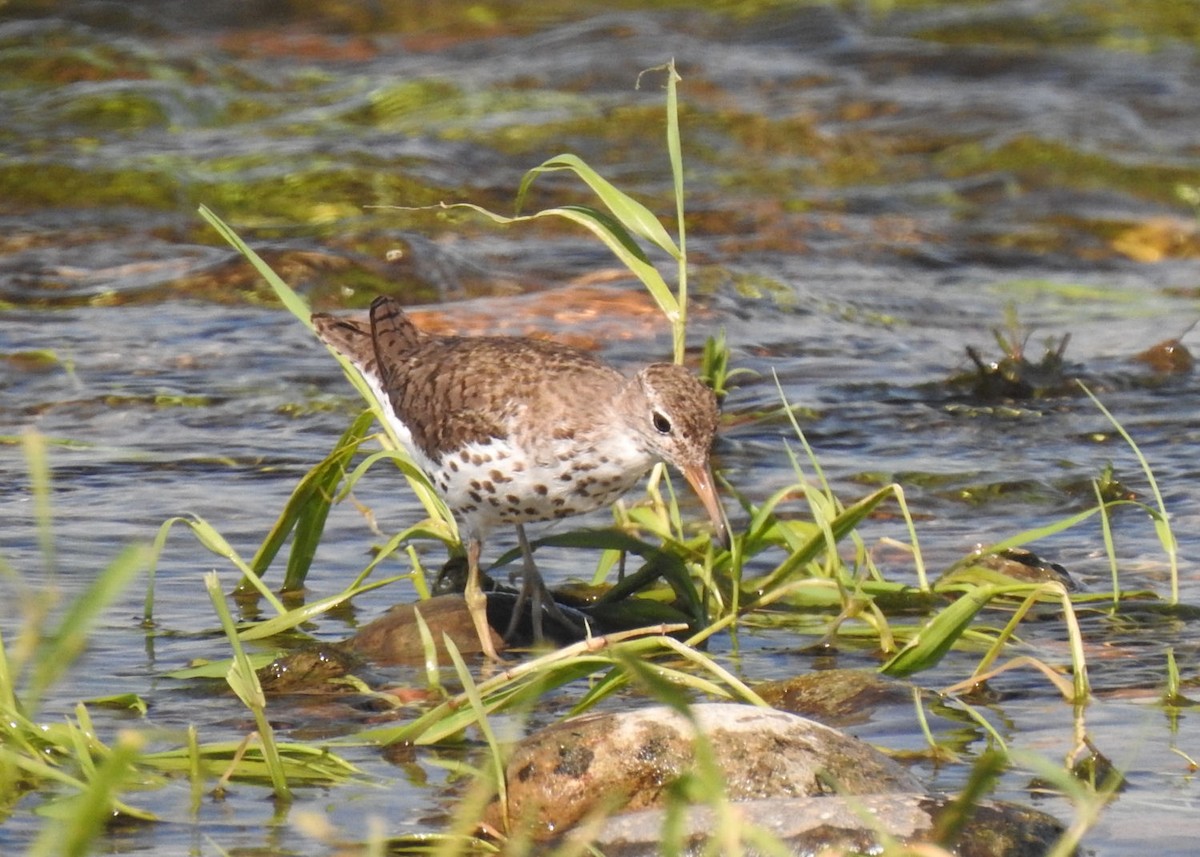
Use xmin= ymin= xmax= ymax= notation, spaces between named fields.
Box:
xmin=313 ymin=295 xmax=728 ymax=660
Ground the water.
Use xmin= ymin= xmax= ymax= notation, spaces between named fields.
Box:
xmin=3 ymin=0 xmax=1200 ymax=853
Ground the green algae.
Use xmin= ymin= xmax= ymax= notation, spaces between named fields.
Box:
xmin=938 ymin=135 xmax=1200 ymax=205
xmin=912 ymin=0 xmax=1200 ymax=49
xmin=0 ymin=162 xmax=182 ymax=211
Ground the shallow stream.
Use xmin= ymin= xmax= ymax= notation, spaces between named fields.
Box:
xmin=3 ymin=1 xmax=1200 ymax=853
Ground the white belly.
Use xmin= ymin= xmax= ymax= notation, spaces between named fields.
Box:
xmin=428 ymin=436 xmax=650 ymax=537
xmin=362 ymin=371 xmax=653 ymax=538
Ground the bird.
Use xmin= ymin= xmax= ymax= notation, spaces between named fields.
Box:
xmin=312 ymin=295 xmax=727 ymax=659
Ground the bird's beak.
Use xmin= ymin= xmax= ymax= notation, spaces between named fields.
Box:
xmin=682 ymin=460 xmax=731 ymax=550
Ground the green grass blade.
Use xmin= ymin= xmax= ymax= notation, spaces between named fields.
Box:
xmin=0 ymin=629 xmax=18 ymax=715
xmin=141 ymin=739 xmax=361 ymax=784
xmin=23 ymin=429 xmax=55 ymax=576
xmin=425 ymin=200 xmax=680 ymax=325
xmin=165 ymin=652 xmax=277 ymax=680
xmin=199 ymin=205 xmax=459 ymax=553
xmin=528 ymin=204 xmax=679 ymax=323
xmin=663 ymin=58 xmax=684 ymax=249
xmin=204 ymin=571 xmax=291 ymax=802
xmin=1092 ymin=481 xmax=1120 ymax=608
xmin=198 ymin=205 xmax=312 ymax=327
xmin=1079 ymin=381 xmax=1178 ymax=603
xmin=345 ymin=630 xmax=686 ymax=747
xmin=181 ymin=516 xmax=287 ymax=614
xmin=248 ymin=412 xmax=373 ymax=581
xmin=27 ymin=732 xmax=153 ymax=857
xmin=237 ymin=573 xmax=409 ymax=641
xmin=340 ymin=447 xmax=456 ymax=538
xmin=279 ymin=412 xmax=375 ymax=591
xmin=938 ymin=504 xmax=1109 ymax=582
xmin=880 ymin=584 xmax=1002 ymax=677
xmin=663 ymin=58 xmax=687 ymax=361
xmin=443 ymin=636 xmax=507 ymax=825
xmin=186 ymin=724 xmax=202 ymax=812
xmin=890 ymin=483 xmax=929 ymax=592
xmin=743 ymin=483 xmax=896 ymax=596
xmin=517 ymin=153 xmax=680 ymax=260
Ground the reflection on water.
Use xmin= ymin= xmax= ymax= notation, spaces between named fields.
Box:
xmin=2 ymin=1 xmax=1200 ymax=854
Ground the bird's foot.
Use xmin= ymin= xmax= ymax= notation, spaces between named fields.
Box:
xmin=505 ymin=525 xmax=586 ymax=645
xmin=465 ymin=582 xmax=504 ymax=661
xmin=503 ymin=567 xmax=586 ymax=645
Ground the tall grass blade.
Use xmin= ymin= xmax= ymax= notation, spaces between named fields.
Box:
xmin=279 ymin=412 xmax=374 ymax=591
xmin=237 ymin=572 xmax=409 ymax=641
xmin=663 ymin=58 xmax=687 ymax=361
xmin=444 ymin=636 xmax=507 ymax=828
xmin=247 ymin=412 xmax=372 ymax=581
xmin=931 ymin=749 xmax=1008 ymax=847
xmin=1091 ymin=480 xmax=1121 ymax=608
xmin=938 ymin=505 xmax=1109 ymax=580
xmin=340 ymin=447 xmax=457 ymax=539
xmin=1010 ymin=747 xmax=1120 ymax=857
xmin=27 ymin=732 xmax=151 ymax=857
xmin=890 ymin=484 xmax=929 ymax=592
xmin=1078 ymin=381 xmax=1178 ymax=604
xmin=743 ymin=484 xmax=896 ymax=596
xmin=198 ymin=205 xmax=312 ymax=327
xmin=158 ymin=516 xmax=287 ymax=615
xmin=517 ymin=153 xmax=679 ymax=259
xmin=436 ymin=201 xmax=680 ymax=325
xmin=880 ymin=584 xmax=1001 ymax=677
xmin=24 ymin=429 xmax=55 ymax=576
xmin=200 ymin=204 xmax=455 ymax=543
xmin=204 ymin=572 xmax=291 ymax=802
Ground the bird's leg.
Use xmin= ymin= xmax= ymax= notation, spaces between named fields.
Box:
xmin=465 ymin=535 xmax=501 ymax=661
xmin=504 ymin=524 xmax=582 ymax=644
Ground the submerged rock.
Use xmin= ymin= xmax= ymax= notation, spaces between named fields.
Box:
xmin=756 ymin=668 xmax=917 ymax=726
xmin=580 ymin=793 xmax=1071 ymax=857
xmin=258 ymin=594 xmax=504 ymax=694
xmin=939 ymin=547 xmax=1079 ymax=592
xmin=345 ymin=593 xmax=506 ymax=663
xmin=257 ymin=644 xmax=360 ymax=693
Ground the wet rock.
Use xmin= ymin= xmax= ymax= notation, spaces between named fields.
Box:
xmin=940 ymin=547 xmax=1079 ymax=591
xmin=579 ymin=793 xmax=1071 ymax=857
xmin=756 ymin=668 xmax=916 ymax=726
xmin=256 ymin=595 xmax=499 ymax=694
xmin=977 ymin=547 xmax=1078 ymax=590
xmin=257 ymin=644 xmax=360 ymax=693
xmin=488 ymin=703 xmax=920 ymax=839
xmin=345 ymin=593 xmax=505 ymax=663
xmin=1133 ymin=336 xmax=1194 ymax=374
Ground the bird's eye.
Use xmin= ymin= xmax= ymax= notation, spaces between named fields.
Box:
xmin=652 ymin=411 xmax=672 ymax=434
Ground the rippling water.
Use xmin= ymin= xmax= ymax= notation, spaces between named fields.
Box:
xmin=3 ymin=1 xmax=1200 ymax=853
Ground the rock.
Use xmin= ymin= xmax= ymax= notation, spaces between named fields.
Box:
xmin=345 ymin=593 xmax=505 ymax=663
xmin=488 ymin=703 xmax=920 ymax=839
xmin=257 ymin=644 xmax=359 ymax=693
xmin=578 ymin=793 xmax=1071 ymax=856
xmin=755 ymin=668 xmax=916 ymax=726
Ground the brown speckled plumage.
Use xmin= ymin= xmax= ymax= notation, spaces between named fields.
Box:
xmin=313 ymin=295 xmax=726 ymax=658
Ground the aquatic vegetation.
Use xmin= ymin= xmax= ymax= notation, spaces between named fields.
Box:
xmin=0 ymin=433 xmax=363 ymax=857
